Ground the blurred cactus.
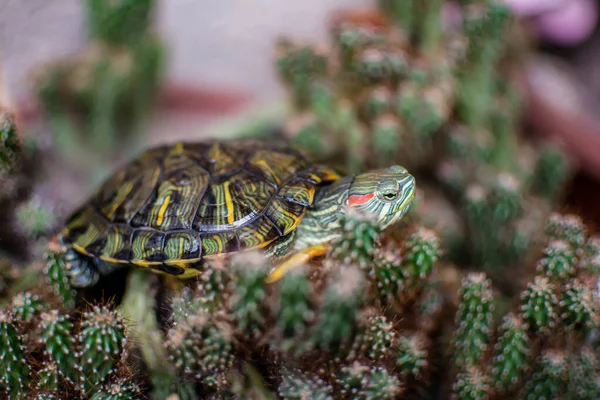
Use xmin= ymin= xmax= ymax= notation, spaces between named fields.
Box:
xmin=275 ymin=0 xmax=571 ymax=277
xmin=452 ymin=272 xmax=494 ymax=370
xmin=0 ymin=110 xmax=20 ymax=172
xmin=32 ymin=0 xmax=164 ymax=167
xmin=278 ymin=368 xmax=334 ymax=400
xmin=451 ymin=367 xmax=490 ymax=400
xmin=336 ymin=362 xmax=402 ymax=400
xmin=489 ymin=313 xmax=530 ymax=393
xmin=165 ymin=310 xmax=234 ymax=389
xmin=44 ymin=250 xmax=76 ymax=310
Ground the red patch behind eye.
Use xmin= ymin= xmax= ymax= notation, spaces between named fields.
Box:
xmin=348 ymin=193 xmax=375 ymax=206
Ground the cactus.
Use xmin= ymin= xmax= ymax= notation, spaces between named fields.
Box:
xmin=44 ymin=251 xmax=76 ymax=310
xmin=0 ymin=110 xmax=20 ymax=171
xmin=165 ymin=310 xmax=235 ymax=387
xmin=89 ymin=379 xmax=142 ymax=400
xmin=77 ymin=305 xmax=128 ymax=393
xmin=362 ymin=312 xmax=396 ymax=361
xmin=336 ymin=362 xmax=402 ymax=400
xmin=330 ymin=209 xmax=382 ymax=269
xmin=309 ymin=266 xmax=364 ymax=351
xmin=560 ymin=279 xmax=597 ymax=332
xmin=452 ymin=272 xmax=494 ymax=370
xmin=39 ymin=310 xmax=77 ymax=384
xmin=0 ymin=310 xmax=30 ymax=397
xmin=521 ymin=350 xmax=568 ymax=399
xmin=402 ymin=227 xmax=440 ymax=285
xmin=227 ymin=252 xmax=270 ymax=340
xmin=536 ymin=240 xmax=577 ymax=280
xmin=395 ymin=333 xmax=429 ymax=379
xmin=15 ymin=196 xmax=56 ymax=239
xmin=36 ymin=361 xmax=61 ymax=392
xmin=271 ymin=265 xmax=315 ymax=353
xmin=278 ymin=368 xmax=334 ymax=400
xmin=520 ymin=276 xmax=559 ymax=334
xmin=489 ymin=312 xmax=530 ymax=393
xmin=451 ymin=367 xmax=490 ymax=400
xmin=11 ymin=291 xmax=43 ymax=324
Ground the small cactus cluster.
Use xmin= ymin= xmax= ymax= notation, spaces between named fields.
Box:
xmin=125 ymin=212 xmax=442 ymax=399
xmin=0 ymin=110 xmax=20 ymax=172
xmin=0 ymin=294 xmax=134 ymax=399
xmin=2 ymin=0 xmax=599 ymax=398
xmin=32 ymin=0 xmax=164 ymax=166
xmin=276 ymin=0 xmax=571 ymax=275
xmin=443 ymin=213 xmax=600 ymax=399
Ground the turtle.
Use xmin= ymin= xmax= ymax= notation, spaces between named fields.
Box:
xmin=57 ymin=138 xmax=416 ymax=287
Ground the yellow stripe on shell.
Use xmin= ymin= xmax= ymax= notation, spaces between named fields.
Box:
xmin=223 ymin=181 xmax=235 ymax=225
xmin=156 ymin=194 xmax=171 ymax=226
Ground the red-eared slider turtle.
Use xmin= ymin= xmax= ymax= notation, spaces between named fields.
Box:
xmin=58 ymin=138 xmax=415 ymax=287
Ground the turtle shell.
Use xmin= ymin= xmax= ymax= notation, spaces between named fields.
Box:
xmin=60 ymin=139 xmax=339 ymax=273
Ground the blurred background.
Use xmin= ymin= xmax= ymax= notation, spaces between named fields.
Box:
xmin=2 ymin=0 xmax=600 ymax=253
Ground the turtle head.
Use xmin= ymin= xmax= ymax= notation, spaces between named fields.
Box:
xmin=346 ymin=165 xmax=416 ymax=228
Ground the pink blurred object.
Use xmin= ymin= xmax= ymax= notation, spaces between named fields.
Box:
xmin=505 ymin=0 xmax=598 ymax=45
xmin=535 ymin=0 xmax=598 ymax=45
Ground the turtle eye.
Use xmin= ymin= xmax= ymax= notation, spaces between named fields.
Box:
xmin=381 ymin=190 xmax=398 ymax=201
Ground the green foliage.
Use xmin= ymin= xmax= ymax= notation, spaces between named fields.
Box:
xmin=0 ymin=310 xmax=30 ymax=397
xmin=370 ymin=246 xmax=407 ymax=305
xmin=566 ymin=349 xmax=600 ymax=399
xmin=452 ymin=272 xmax=494 ymax=370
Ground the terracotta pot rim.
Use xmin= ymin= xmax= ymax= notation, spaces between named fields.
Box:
xmin=14 ymin=81 xmax=253 ymax=125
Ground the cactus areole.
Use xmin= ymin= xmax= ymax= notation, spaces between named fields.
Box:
xmin=55 ymin=138 xmax=415 ymax=286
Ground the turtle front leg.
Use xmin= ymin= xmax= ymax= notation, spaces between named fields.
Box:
xmin=266 ymin=245 xmax=328 ymax=283
xmin=63 ymin=248 xmax=100 ymax=287
xmin=264 ymin=231 xmax=328 ymax=283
